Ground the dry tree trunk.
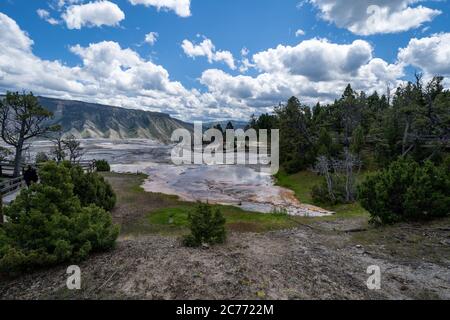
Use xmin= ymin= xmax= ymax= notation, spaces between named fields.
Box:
xmin=317 ymin=156 xmax=335 ymax=203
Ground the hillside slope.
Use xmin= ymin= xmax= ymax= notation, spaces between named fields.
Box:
xmin=37 ymin=97 xmax=193 ymax=142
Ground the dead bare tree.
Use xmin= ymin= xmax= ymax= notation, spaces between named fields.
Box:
xmin=46 ymin=128 xmax=66 ymax=163
xmin=316 ymin=150 xmax=361 ymax=204
xmin=63 ymin=134 xmax=83 ymax=163
xmin=316 ymin=156 xmax=335 ymax=203
xmin=343 ymin=150 xmax=358 ymax=203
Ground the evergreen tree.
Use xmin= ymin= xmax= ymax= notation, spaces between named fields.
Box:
xmin=0 ymin=92 xmax=58 ymax=176
xmin=183 ymin=203 xmax=227 ymax=247
xmin=275 ymin=96 xmax=315 ymax=173
xmin=226 ymin=121 xmax=234 ymax=131
xmin=0 ymin=162 xmax=119 ymax=274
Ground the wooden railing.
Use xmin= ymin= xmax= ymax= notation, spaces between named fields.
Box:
xmin=0 ymin=160 xmax=96 ymax=191
xmin=35 ymin=160 xmax=96 ymax=172
xmin=0 ymin=176 xmax=25 ymax=196
xmin=0 ymin=160 xmax=96 ymax=173
xmin=0 ymin=162 xmax=27 ymax=178
xmin=77 ymin=160 xmax=97 ymax=172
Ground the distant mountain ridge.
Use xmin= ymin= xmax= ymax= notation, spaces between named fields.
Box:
xmin=35 ymin=96 xmax=193 ymax=143
xmin=1 ymin=95 xmax=249 ymax=143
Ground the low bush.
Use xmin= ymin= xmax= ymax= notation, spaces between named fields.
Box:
xmin=183 ymin=203 xmax=226 ymax=247
xmin=95 ymin=160 xmax=111 ymax=172
xmin=311 ymin=175 xmax=347 ymax=205
xmin=64 ymin=162 xmax=116 ymax=211
xmin=358 ymin=158 xmax=450 ymax=224
xmin=0 ymin=162 xmax=119 ymax=275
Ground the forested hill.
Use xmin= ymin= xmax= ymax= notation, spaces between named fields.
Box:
xmin=36 ymin=96 xmax=193 ymax=142
xmin=249 ymin=75 xmax=450 ymax=174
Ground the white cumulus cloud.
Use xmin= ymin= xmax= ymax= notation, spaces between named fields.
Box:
xmin=0 ymin=12 xmax=260 ymax=120
xmin=182 ymin=37 xmax=236 ymax=70
xmin=199 ymin=38 xmax=405 ymax=110
xmin=398 ymin=33 xmax=450 ymax=77
xmin=0 ymin=12 xmax=208 ymax=120
xmin=128 ymin=0 xmax=191 ymax=17
xmin=62 ymin=1 xmax=125 ymax=29
xmin=0 ymin=12 xmax=433 ymax=122
xmin=37 ymin=9 xmax=59 ymax=25
xmin=295 ymin=29 xmax=305 ymax=37
xmin=145 ymin=32 xmax=159 ymax=45
xmin=309 ymin=0 xmax=441 ymax=35
xmin=253 ymin=38 xmax=374 ymax=81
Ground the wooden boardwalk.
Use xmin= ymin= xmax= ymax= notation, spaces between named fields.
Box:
xmin=1 ymin=176 xmax=25 ymax=203
xmin=3 ymin=189 xmax=21 ymax=205
xmin=0 ymin=160 xmax=96 ymax=205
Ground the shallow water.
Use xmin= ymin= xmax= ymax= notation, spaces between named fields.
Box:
xmin=26 ymin=139 xmax=332 ymax=216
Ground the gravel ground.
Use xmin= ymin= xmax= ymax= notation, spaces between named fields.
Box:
xmin=1 ymin=173 xmax=448 ymax=300
xmin=1 ymin=221 xmax=448 ymax=300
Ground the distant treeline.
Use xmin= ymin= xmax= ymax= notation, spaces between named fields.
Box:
xmin=249 ymin=75 xmax=449 ymax=223
xmin=249 ymin=75 xmax=449 ymax=173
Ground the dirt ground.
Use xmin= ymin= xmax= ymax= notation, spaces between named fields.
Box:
xmin=0 ymin=174 xmax=449 ymax=300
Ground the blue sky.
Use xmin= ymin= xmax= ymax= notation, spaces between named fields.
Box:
xmin=0 ymin=0 xmax=449 ymax=121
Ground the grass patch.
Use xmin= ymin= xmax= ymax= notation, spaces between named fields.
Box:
xmin=275 ymin=170 xmax=318 ymax=204
xmin=102 ymin=172 xmax=299 ymax=237
xmin=130 ymin=204 xmax=298 ymax=236
xmin=275 ymin=170 xmax=369 ymax=220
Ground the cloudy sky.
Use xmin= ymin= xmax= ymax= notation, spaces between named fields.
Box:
xmin=0 ymin=0 xmax=449 ymax=121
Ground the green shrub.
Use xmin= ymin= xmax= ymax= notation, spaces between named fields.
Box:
xmin=443 ymin=155 xmax=450 ymax=175
xmin=282 ymin=151 xmax=317 ymax=174
xmin=183 ymin=203 xmax=227 ymax=247
xmin=311 ymin=175 xmax=347 ymax=205
xmin=0 ymin=162 xmax=119 ymax=275
xmin=95 ymin=160 xmax=111 ymax=172
xmin=64 ymin=162 xmax=116 ymax=211
xmin=283 ymin=159 xmax=304 ymax=175
xmin=358 ymin=158 xmax=450 ymax=224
